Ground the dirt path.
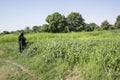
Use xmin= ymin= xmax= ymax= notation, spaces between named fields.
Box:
xmin=0 ymin=58 xmax=35 ymax=78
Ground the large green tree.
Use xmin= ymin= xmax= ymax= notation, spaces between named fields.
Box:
xmin=101 ymin=20 xmax=111 ymax=30
xmin=46 ymin=12 xmax=66 ymax=33
xmin=114 ymin=15 xmax=120 ymax=29
xmin=66 ymin=12 xmax=84 ymax=31
xmin=32 ymin=26 xmax=40 ymax=32
xmin=85 ymin=23 xmax=99 ymax=31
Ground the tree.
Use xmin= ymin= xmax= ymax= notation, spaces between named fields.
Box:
xmin=41 ymin=24 xmax=49 ymax=32
xmin=24 ymin=27 xmax=31 ymax=33
xmin=84 ymin=23 xmax=92 ymax=31
xmin=32 ymin=26 xmax=40 ymax=32
xmin=2 ymin=31 xmax=9 ymax=34
xmin=114 ymin=15 xmax=120 ymax=29
xmin=66 ymin=12 xmax=85 ymax=31
xmin=101 ymin=20 xmax=111 ymax=30
xmin=87 ymin=23 xmax=99 ymax=31
xmin=46 ymin=12 xmax=66 ymax=33
xmin=108 ymin=24 xmax=114 ymax=30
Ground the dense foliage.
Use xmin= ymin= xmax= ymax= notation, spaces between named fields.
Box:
xmin=46 ymin=12 xmax=66 ymax=33
xmin=1 ymin=12 xmax=120 ymax=34
xmin=66 ymin=12 xmax=85 ymax=31
xmin=115 ymin=15 xmax=120 ymax=29
xmin=101 ymin=20 xmax=112 ymax=30
xmin=0 ymin=30 xmax=120 ymax=80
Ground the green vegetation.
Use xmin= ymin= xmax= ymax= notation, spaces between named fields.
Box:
xmin=0 ymin=30 xmax=120 ymax=80
xmin=1 ymin=12 xmax=120 ymax=34
xmin=115 ymin=15 xmax=120 ymax=29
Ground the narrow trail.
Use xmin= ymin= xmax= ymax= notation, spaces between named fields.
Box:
xmin=0 ymin=58 xmax=35 ymax=78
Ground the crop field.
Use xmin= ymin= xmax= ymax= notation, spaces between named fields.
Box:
xmin=0 ymin=30 xmax=120 ymax=80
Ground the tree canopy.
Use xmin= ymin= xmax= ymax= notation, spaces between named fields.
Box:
xmin=66 ymin=12 xmax=85 ymax=31
xmin=101 ymin=20 xmax=111 ymax=30
xmin=46 ymin=12 xmax=66 ymax=33
xmin=115 ymin=15 xmax=120 ymax=29
xmin=2 ymin=12 xmax=120 ymax=34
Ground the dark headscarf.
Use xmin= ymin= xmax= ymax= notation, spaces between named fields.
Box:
xmin=20 ymin=32 xmax=24 ymax=36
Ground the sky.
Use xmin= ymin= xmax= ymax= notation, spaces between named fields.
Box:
xmin=0 ymin=0 xmax=120 ymax=32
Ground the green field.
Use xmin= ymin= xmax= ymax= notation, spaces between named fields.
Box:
xmin=0 ymin=30 xmax=120 ymax=80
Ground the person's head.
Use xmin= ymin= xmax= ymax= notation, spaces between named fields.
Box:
xmin=20 ymin=32 xmax=24 ymax=36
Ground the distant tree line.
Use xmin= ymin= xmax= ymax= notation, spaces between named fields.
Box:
xmin=1 ymin=12 xmax=120 ymax=34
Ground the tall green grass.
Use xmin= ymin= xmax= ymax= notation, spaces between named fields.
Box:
xmin=0 ymin=30 xmax=120 ymax=80
xmin=1 ymin=30 xmax=120 ymax=43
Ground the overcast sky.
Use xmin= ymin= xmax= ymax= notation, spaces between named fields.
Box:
xmin=0 ymin=0 xmax=120 ymax=32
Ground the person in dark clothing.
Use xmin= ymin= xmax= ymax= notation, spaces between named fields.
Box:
xmin=18 ymin=32 xmax=26 ymax=53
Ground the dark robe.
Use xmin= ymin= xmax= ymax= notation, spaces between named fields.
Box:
xmin=18 ymin=33 xmax=26 ymax=53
